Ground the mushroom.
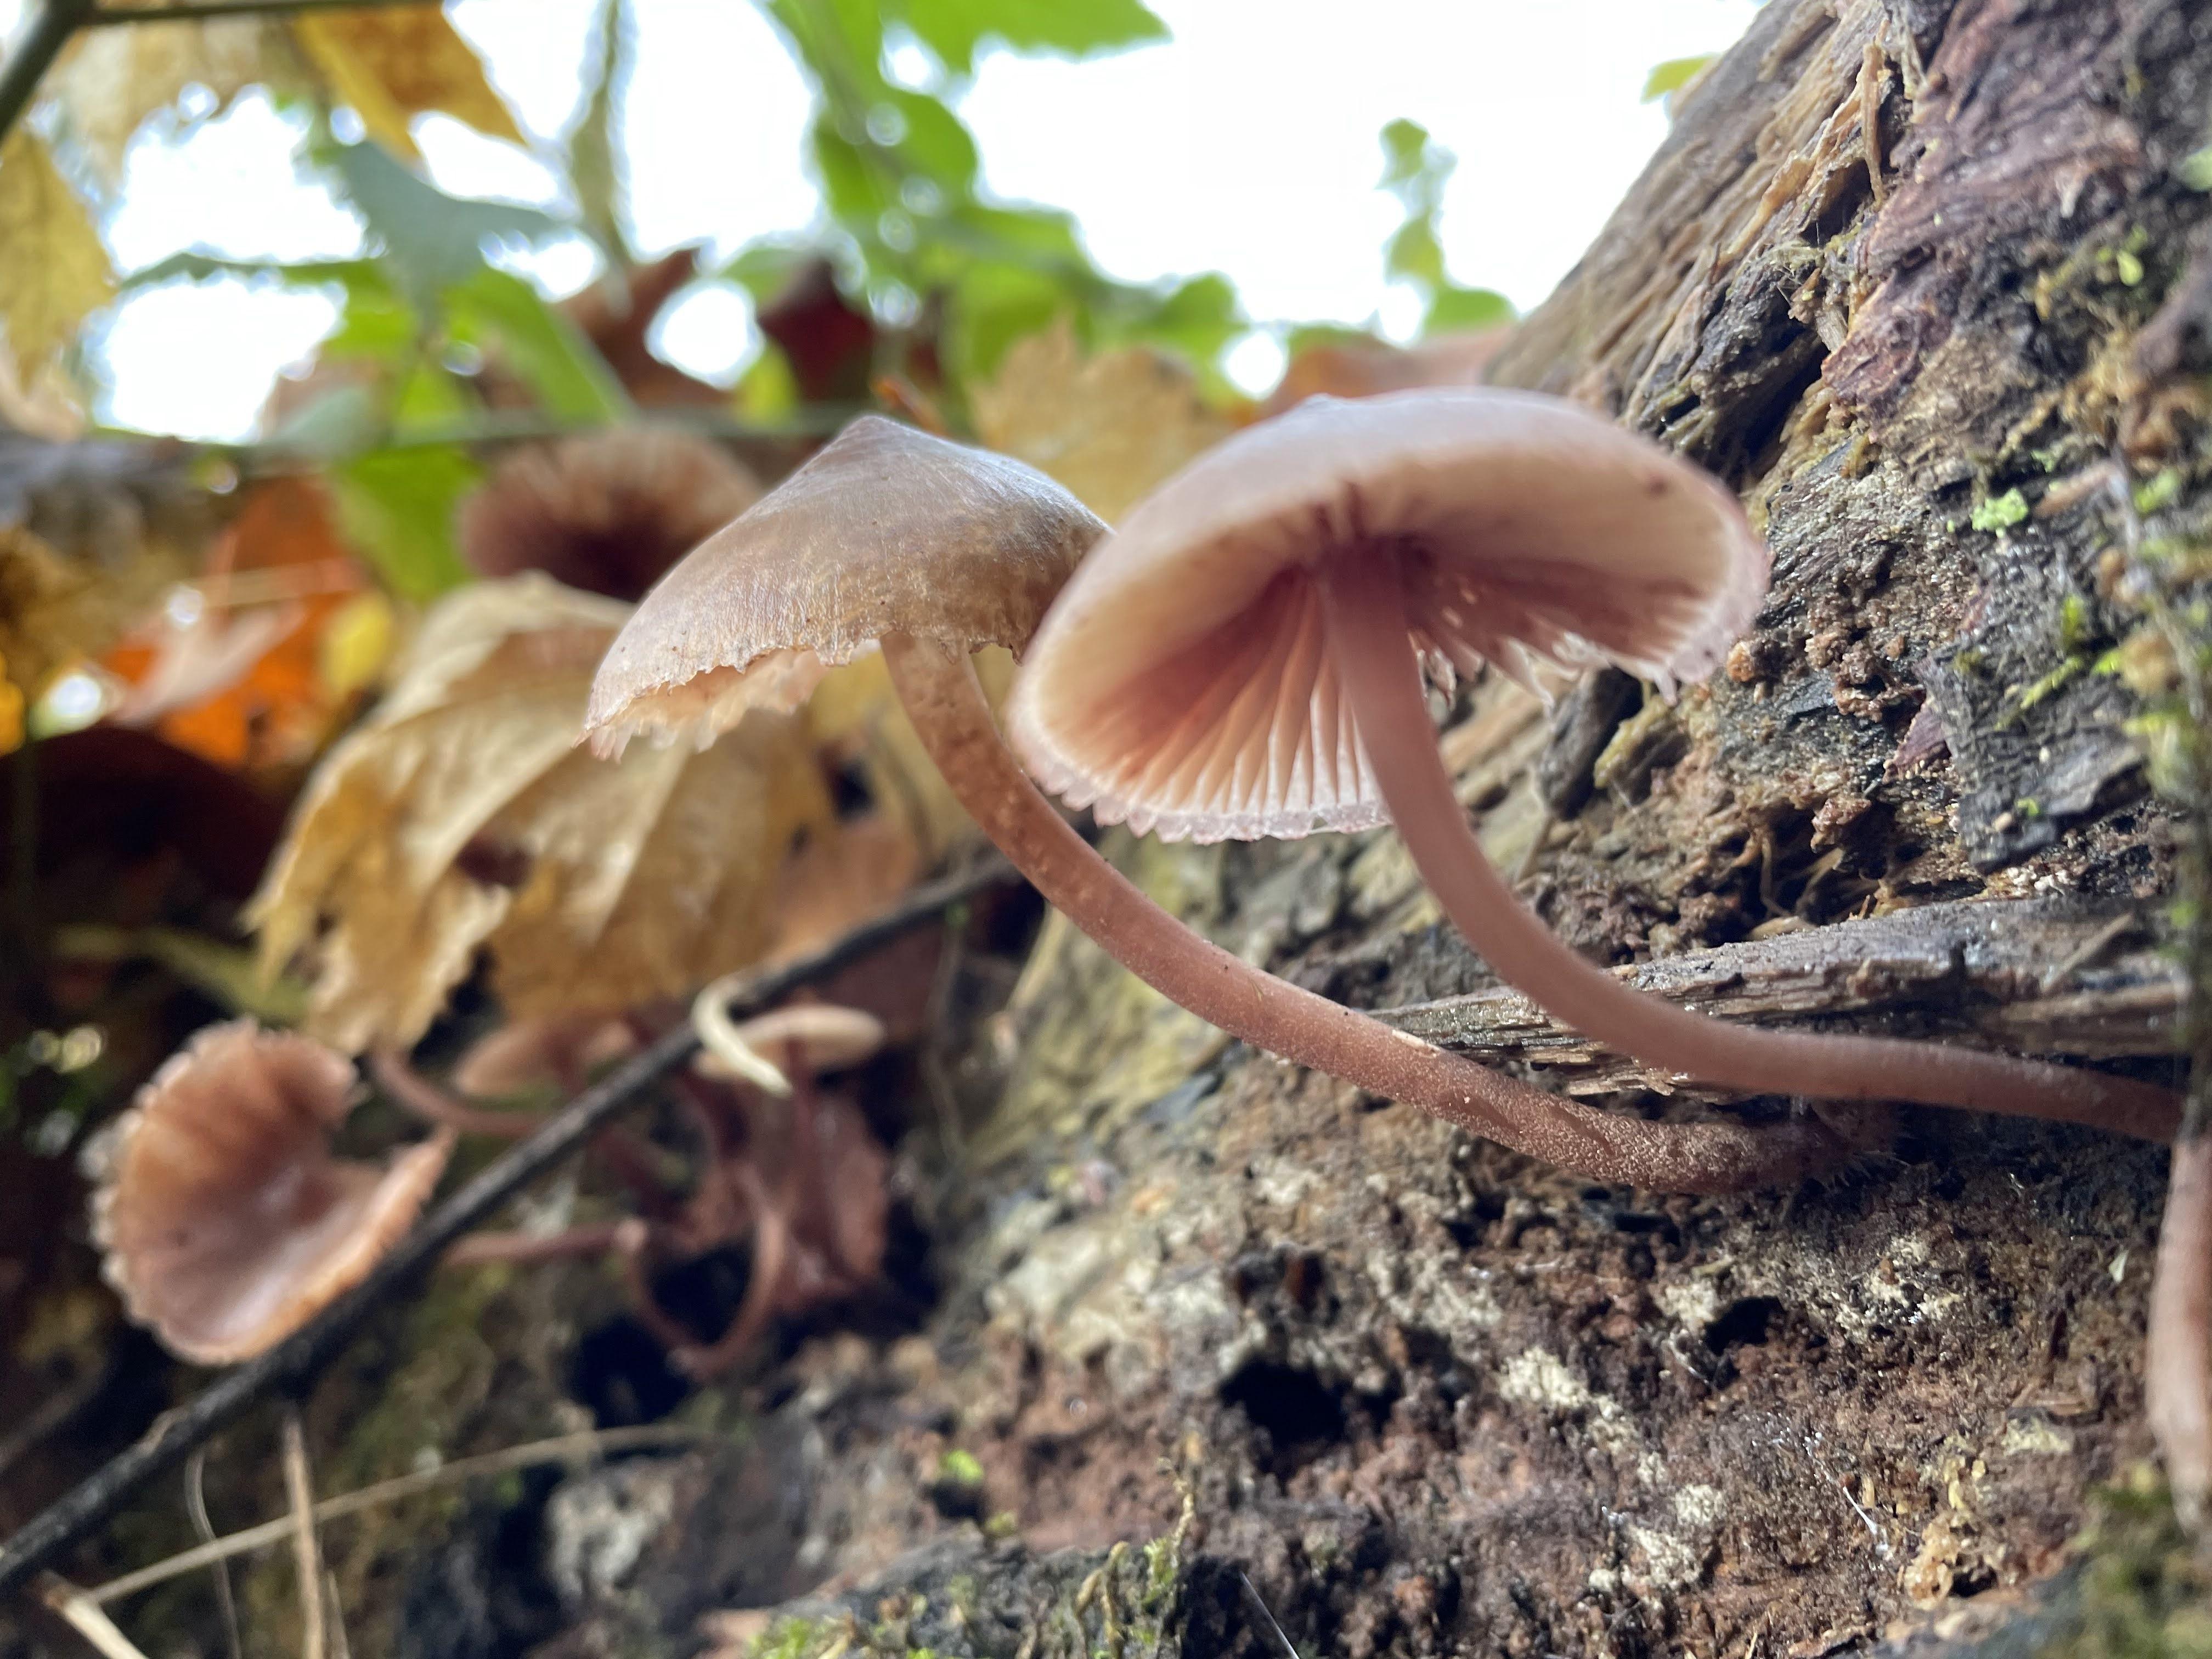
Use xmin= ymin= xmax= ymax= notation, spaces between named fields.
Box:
xmin=458 ymin=427 xmax=761 ymax=601
xmin=91 ymin=1020 xmax=454 ymax=1365
xmin=587 ymin=415 xmax=1843 ymax=1193
xmin=692 ymin=995 xmax=887 ymax=1095
xmin=1008 ymin=388 xmax=2178 ymax=1143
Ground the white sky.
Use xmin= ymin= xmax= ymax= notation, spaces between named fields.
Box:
xmin=2 ymin=0 xmax=1762 ymax=439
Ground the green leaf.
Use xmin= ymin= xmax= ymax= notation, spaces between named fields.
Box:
xmin=319 ymin=261 xmax=417 ymax=362
xmin=1379 ymin=118 xmax=1431 ymax=189
xmin=1641 ymin=54 xmax=1717 ymax=103
xmin=1423 ymin=284 xmax=1514 ymax=334
xmin=812 ymin=122 xmax=902 ymax=232
xmin=391 ymin=358 xmax=473 ymax=428
xmin=1284 ymin=321 xmax=1383 ymax=358
xmin=888 ymin=88 xmax=979 ymax=192
xmin=568 ymin=0 xmax=629 ymax=261
xmin=947 ymin=259 xmax=1066 ymax=382
xmin=1385 ymin=218 xmax=1445 ymax=287
xmin=328 ymin=443 xmax=478 ymax=599
xmin=2179 ymin=145 xmax=2212 ymax=191
xmin=325 ymin=140 xmax=565 ymax=301
xmin=444 ymin=266 xmax=630 ymax=420
xmin=900 ymin=0 xmax=1167 ymax=75
xmin=1102 ymin=272 xmax=1242 ymax=368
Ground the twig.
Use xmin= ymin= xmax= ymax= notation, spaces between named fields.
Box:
xmin=280 ymin=1412 xmax=324 ymax=1659
xmin=33 ymin=1575 xmax=150 ymax=1659
xmin=0 ymin=0 xmax=95 ymax=151
xmin=0 ymin=853 xmax=1016 ymax=1599
xmin=82 ymin=0 xmax=443 ymax=20
xmin=91 ymin=1424 xmax=704 ymax=1604
xmin=183 ymin=1451 xmax=243 ymax=1659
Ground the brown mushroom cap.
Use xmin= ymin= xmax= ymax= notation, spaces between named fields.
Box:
xmin=92 ymin=1020 xmax=453 ymax=1365
xmin=585 ymin=415 xmax=1106 ymax=757
xmin=1007 ymin=388 xmax=1769 ymax=843
xmin=458 ymin=427 xmax=763 ymax=602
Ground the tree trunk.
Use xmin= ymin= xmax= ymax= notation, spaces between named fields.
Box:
xmin=197 ymin=3 xmax=2212 ymax=1656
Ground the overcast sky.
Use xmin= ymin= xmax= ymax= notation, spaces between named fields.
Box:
xmin=1 ymin=0 xmax=1762 ymax=438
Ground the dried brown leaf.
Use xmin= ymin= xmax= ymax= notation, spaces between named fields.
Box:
xmin=51 ymin=18 xmax=301 ymax=179
xmin=290 ymin=8 xmax=522 ymax=160
xmin=251 ymin=574 xmax=831 ymax=1051
xmin=0 ymin=129 xmax=115 ymax=376
xmin=970 ymin=321 xmax=1231 ymax=522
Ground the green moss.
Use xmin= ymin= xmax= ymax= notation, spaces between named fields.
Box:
xmin=2047 ymin=1474 xmax=2212 ymax=1657
xmin=936 ymin=1448 xmax=984 ymax=1487
xmin=2135 ymin=470 xmax=2185 ymax=515
xmin=1972 ymin=488 xmax=2030 ymax=532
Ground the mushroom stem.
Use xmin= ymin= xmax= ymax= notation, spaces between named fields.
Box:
xmin=882 ymin=631 xmax=1844 ymax=1194
xmin=2149 ymin=1130 xmax=2212 ymax=1526
xmin=1318 ymin=548 xmax=2180 ymax=1143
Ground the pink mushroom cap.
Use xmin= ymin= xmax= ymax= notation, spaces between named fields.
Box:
xmin=1008 ymin=388 xmax=1769 ymax=843
xmin=92 ymin=1020 xmax=454 ymax=1365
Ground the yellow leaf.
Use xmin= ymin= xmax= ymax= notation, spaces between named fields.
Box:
xmin=804 ymin=647 xmax=1011 ymax=861
xmin=0 ymin=129 xmax=115 ymax=376
xmin=51 ymin=17 xmax=300 ymax=179
xmin=291 ymin=8 xmax=522 ymax=161
xmin=0 ymin=651 xmax=23 ymax=756
xmin=970 ymin=321 xmax=1231 ymax=522
xmin=251 ymin=573 xmax=833 ymax=1051
xmin=318 ymin=588 xmax=396 ymax=702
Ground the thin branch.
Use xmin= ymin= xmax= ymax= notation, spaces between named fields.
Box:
xmin=0 ymin=853 xmax=1016 ymax=1600
xmin=83 ymin=0 xmax=441 ymax=20
xmin=279 ymin=1413 xmax=324 ymax=1659
xmin=0 ymin=0 xmax=95 ymax=151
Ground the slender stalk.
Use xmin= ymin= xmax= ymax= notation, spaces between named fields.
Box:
xmin=881 ymin=631 xmax=1844 ymax=1194
xmin=1319 ymin=548 xmax=2181 ymax=1144
xmin=279 ymin=1412 xmax=325 ymax=1659
xmin=2152 ymin=1134 xmax=2212 ymax=1523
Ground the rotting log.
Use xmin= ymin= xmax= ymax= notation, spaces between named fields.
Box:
xmin=1386 ymin=894 xmax=2181 ymax=1097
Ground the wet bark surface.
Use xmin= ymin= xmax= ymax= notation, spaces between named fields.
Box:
xmin=11 ymin=1 xmax=2212 ymax=1656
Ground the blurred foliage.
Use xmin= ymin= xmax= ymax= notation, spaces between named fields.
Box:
xmin=1380 ymin=118 xmax=1514 ymax=338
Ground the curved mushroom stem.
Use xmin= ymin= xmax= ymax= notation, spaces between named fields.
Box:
xmin=882 ymin=631 xmax=1846 ymax=1194
xmin=2149 ymin=1131 xmax=2212 ymax=1526
xmin=1318 ymin=548 xmax=2181 ymax=1144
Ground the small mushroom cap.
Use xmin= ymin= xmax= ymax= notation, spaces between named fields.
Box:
xmin=694 ymin=1002 xmax=889 ymax=1086
xmin=584 ymin=415 xmax=1106 ymax=756
xmin=92 ymin=1020 xmax=453 ymax=1365
xmin=1008 ymin=388 xmax=1769 ymax=843
xmin=458 ymin=428 xmax=762 ymax=602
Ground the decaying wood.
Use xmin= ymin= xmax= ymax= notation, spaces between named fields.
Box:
xmin=1385 ymin=894 xmax=2180 ymax=1096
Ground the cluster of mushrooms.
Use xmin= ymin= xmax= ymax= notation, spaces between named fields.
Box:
xmin=89 ymin=386 xmax=2182 ymax=1387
